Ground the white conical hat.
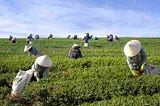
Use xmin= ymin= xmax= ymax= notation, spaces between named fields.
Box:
xmin=35 ymin=55 xmax=52 ymax=67
xmin=124 ymin=40 xmax=141 ymax=57
xmin=24 ymin=45 xmax=32 ymax=52
xmin=72 ymin=44 xmax=79 ymax=48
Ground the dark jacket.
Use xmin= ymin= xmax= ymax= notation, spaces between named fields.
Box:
xmin=68 ymin=47 xmax=82 ymax=59
xmin=83 ymin=35 xmax=90 ymax=43
xmin=28 ymin=47 xmax=40 ymax=56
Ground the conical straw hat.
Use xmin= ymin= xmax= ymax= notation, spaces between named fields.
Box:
xmin=124 ymin=40 xmax=141 ymax=57
xmin=24 ymin=45 xmax=32 ymax=52
xmin=35 ymin=55 xmax=52 ymax=67
xmin=72 ymin=44 xmax=79 ymax=48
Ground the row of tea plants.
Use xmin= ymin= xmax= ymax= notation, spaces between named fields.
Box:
xmin=0 ymin=37 xmax=160 ymax=105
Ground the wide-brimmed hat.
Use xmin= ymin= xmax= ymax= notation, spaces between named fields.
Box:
xmin=35 ymin=55 xmax=52 ymax=67
xmin=124 ymin=40 xmax=141 ymax=57
xmin=24 ymin=45 xmax=32 ymax=52
xmin=72 ymin=44 xmax=79 ymax=48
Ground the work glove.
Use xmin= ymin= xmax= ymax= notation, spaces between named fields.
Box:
xmin=130 ymin=69 xmax=139 ymax=77
xmin=130 ymin=68 xmax=144 ymax=77
xmin=141 ymin=63 xmax=146 ymax=72
xmin=36 ymin=77 xmax=40 ymax=82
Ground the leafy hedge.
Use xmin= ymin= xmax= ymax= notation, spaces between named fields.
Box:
xmin=0 ymin=38 xmax=160 ymax=105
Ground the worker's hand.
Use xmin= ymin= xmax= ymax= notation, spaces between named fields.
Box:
xmin=141 ymin=63 xmax=146 ymax=71
xmin=36 ymin=77 xmax=40 ymax=82
xmin=130 ymin=70 xmax=139 ymax=77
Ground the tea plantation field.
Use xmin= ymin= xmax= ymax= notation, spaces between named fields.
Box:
xmin=0 ymin=37 xmax=160 ymax=106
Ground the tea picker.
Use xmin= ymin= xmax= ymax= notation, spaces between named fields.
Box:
xmin=9 ymin=35 xmax=16 ymax=43
xmin=83 ymin=33 xmax=90 ymax=47
xmin=124 ymin=40 xmax=160 ymax=77
xmin=68 ymin=44 xmax=82 ymax=59
xmin=31 ymin=55 xmax=52 ymax=82
xmin=24 ymin=45 xmax=43 ymax=57
xmin=10 ymin=55 xmax=52 ymax=99
xmin=26 ymin=34 xmax=33 ymax=44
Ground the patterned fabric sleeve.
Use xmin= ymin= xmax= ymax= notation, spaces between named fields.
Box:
xmin=127 ymin=58 xmax=134 ymax=70
xmin=31 ymin=63 xmax=39 ymax=77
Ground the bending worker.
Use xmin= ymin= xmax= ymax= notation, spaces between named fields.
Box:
xmin=68 ymin=44 xmax=82 ymax=59
xmin=24 ymin=45 xmax=43 ymax=57
xmin=31 ymin=55 xmax=52 ymax=82
xmin=124 ymin=40 xmax=147 ymax=77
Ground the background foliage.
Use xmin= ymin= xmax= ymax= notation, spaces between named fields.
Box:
xmin=0 ymin=37 xmax=160 ymax=106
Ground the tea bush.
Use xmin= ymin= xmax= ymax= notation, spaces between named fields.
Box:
xmin=0 ymin=37 xmax=160 ymax=105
